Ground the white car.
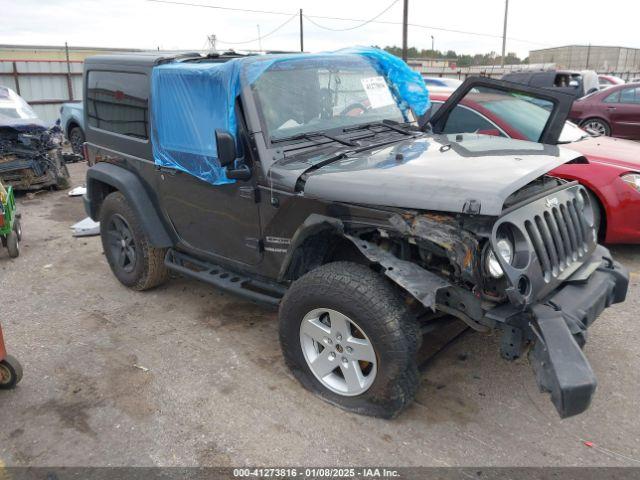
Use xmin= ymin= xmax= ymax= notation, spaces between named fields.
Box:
xmin=422 ymin=76 xmax=463 ymax=92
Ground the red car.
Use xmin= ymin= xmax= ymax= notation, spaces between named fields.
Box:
xmin=430 ymin=91 xmax=640 ymax=243
xmin=569 ymin=83 xmax=640 ymax=139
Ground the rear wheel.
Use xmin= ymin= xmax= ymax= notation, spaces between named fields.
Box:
xmin=99 ymin=192 xmax=169 ymax=290
xmin=279 ymin=262 xmax=421 ymax=418
xmin=581 ymin=118 xmax=611 ymax=137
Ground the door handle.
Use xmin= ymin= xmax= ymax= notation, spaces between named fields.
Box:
xmin=607 ymin=106 xmax=616 ymax=110
xmin=156 ymin=166 xmax=178 ymax=176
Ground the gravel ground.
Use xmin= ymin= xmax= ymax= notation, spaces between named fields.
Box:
xmin=0 ymin=162 xmax=638 ymax=467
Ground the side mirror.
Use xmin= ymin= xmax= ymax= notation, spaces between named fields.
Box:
xmin=215 ymin=130 xmax=236 ymax=167
xmin=569 ymin=80 xmax=580 ymax=88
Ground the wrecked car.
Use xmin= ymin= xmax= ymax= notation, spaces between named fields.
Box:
xmin=82 ymin=48 xmax=628 ymax=419
xmin=0 ymin=86 xmax=70 ymax=190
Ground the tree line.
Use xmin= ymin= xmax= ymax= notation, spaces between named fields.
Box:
xmin=382 ymin=46 xmax=529 ymax=66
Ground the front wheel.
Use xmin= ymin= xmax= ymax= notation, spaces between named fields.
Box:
xmin=68 ymin=127 xmax=85 ymax=155
xmin=0 ymin=355 xmax=23 ymax=389
xmin=279 ymin=262 xmax=421 ymax=418
xmin=99 ymin=192 xmax=169 ymax=291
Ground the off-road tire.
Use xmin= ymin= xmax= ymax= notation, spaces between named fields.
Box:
xmin=99 ymin=191 xmax=169 ymax=291
xmin=0 ymin=355 xmax=23 ymax=389
xmin=6 ymin=231 xmax=19 ymax=258
xmin=68 ymin=126 xmax=85 ymax=155
xmin=279 ymin=262 xmax=421 ymax=418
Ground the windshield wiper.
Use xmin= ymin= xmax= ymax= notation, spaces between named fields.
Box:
xmin=271 ymin=131 xmax=357 ymax=147
xmin=343 ymin=119 xmax=418 ymax=136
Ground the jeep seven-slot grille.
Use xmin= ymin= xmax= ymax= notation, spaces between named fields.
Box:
xmin=523 ymin=197 xmax=589 ymax=280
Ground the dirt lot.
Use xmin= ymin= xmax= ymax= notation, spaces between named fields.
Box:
xmin=0 ymin=162 xmax=639 ymax=467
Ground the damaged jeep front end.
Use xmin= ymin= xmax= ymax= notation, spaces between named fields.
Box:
xmin=341 ymin=181 xmax=628 ymax=418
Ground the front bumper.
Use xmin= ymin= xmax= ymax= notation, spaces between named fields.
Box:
xmin=486 ymin=245 xmax=629 ymax=418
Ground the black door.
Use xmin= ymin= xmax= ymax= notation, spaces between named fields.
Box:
xmin=157 ymin=169 xmax=262 ymax=266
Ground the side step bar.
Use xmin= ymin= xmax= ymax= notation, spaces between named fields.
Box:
xmin=164 ymin=249 xmax=285 ymax=307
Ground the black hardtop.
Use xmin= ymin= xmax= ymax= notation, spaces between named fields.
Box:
xmin=84 ymin=51 xmax=252 ymax=69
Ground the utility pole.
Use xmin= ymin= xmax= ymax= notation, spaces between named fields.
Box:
xmin=402 ymin=0 xmax=409 ymax=61
xmin=207 ymin=34 xmax=217 ymax=53
xmin=257 ymin=24 xmax=262 ymax=52
xmin=501 ymin=0 xmax=509 ymax=66
xmin=431 ymin=35 xmax=435 ymax=53
xmin=299 ymin=9 xmax=304 ymax=52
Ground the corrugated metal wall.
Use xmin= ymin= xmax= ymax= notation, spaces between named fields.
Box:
xmin=0 ymin=60 xmax=83 ymax=125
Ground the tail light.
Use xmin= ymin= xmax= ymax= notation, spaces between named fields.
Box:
xmin=82 ymin=142 xmax=89 ymax=163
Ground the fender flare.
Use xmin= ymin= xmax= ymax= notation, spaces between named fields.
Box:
xmin=85 ymin=162 xmax=173 ymax=248
xmin=278 ymin=214 xmax=344 ymax=281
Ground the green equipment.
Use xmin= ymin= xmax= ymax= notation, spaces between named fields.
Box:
xmin=0 ymin=181 xmax=21 ymax=258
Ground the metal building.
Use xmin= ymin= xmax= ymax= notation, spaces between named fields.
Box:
xmin=529 ymin=45 xmax=640 ymax=73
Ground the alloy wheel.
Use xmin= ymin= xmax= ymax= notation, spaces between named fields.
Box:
xmin=583 ymin=120 xmax=608 ymax=136
xmin=106 ymin=214 xmax=137 ymax=273
xmin=299 ymin=308 xmax=377 ymax=396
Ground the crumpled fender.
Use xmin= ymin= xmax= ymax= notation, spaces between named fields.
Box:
xmin=279 ymin=214 xmax=451 ymax=309
xmin=345 ymin=235 xmax=451 ymax=309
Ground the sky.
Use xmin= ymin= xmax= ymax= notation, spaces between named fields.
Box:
xmin=2 ymin=0 xmax=639 ymax=59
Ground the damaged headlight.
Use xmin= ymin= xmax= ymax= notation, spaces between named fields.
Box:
xmin=621 ymin=173 xmax=640 ymax=192
xmin=485 ymin=237 xmax=513 ymax=279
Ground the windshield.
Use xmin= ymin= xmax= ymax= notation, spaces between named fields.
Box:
xmin=0 ymin=86 xmax=40 ymax=123
xmin=251 ymin=57 xmax=408 ymax=141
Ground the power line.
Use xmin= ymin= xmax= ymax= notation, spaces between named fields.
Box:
xmin=216 ymin=13 xmax=298 ymax=45
xmin=146 ymin=0 xmax=551 ymax=47
xmin=303 ymin=0 xmax=399 ymax=32
xmin=147 ymin=0 xmax=291 ymax=16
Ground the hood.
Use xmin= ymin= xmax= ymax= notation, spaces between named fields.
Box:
xmin=300 ymin=134 xmax=582 ymax=216
xmin=564 ymin=135 xmax=640 ymax=171
xmin=0 ymin=122 xmax=46 ymax=133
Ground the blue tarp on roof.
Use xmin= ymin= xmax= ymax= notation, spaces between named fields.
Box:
xmin=150 ymin=47 xmax=429 ymax=186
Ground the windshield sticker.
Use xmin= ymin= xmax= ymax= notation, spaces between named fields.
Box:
xmin=360 ymin=76 xmax=395 ymax=109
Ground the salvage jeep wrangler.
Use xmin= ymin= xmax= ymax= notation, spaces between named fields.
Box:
xmin=83 ymin=48 xmax=628 ymax=419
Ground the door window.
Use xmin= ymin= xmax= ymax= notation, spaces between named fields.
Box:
xmin=604 ymin=91 xmax=621 ymax=103
xmin=437 ymin=87 xmax=553 ymax=142
xmin=530 ymin=73 xmax=550 ymax=88
xmin=620 ymin=87 xmax=640 ymax=104
xmin=441 ymin=105 xmax=505 ymax=136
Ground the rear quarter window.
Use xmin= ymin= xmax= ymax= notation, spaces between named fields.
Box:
xmin=86 ymin=71 xmax=149 ymax=139
xmin=530 ymin=73 xmax=551 ymax=88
